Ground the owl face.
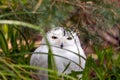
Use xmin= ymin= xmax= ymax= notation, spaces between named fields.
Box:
xmin=45 ymin=27 xmax=78 ymax=48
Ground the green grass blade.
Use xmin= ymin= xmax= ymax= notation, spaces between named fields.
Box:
xmin=0 ymin=20 xmax=42 ymax=32
xmin=12 ymin=64 xmax=77 ymax=80
xmin=0 ymin=57 xmax=26 ymax=79
xmin=14 ymin=27 xmax=30 ymax=50
xmin=62 ymin=61 xmax=71 ymax=73
xmin=9 ymin=27 xmax=19 ymax=53
xmin=0 ymin=71 xmax=7 ymax=80
xmin=0 ymin=30 xmax=9 ymax=54
xmin=47 ymin=46 xmax=58 ymax=80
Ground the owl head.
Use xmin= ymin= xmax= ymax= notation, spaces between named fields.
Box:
xmin=41 ymin=27 xmax=81 ymax=48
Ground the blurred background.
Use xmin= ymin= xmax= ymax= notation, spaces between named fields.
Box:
xmin=0 ymin=0 xmax=120 ymax=80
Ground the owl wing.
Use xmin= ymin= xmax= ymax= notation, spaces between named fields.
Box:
xmin=78 ymin=46 xmax=86 ymax=69
xmin=75 ymin=36 xmax=86 ymax=69
xmin=30 ymin=45 xmax=48 ymax=68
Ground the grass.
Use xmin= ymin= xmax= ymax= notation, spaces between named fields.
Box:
xmin=0 ymin=20 xmax=120 ymax=80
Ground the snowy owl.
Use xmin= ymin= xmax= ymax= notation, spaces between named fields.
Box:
xmin=30 ymin=27 xmax=86 ymax=80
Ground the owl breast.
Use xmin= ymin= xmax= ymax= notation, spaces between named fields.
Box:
xmin=51 ymin=45 xmax=81 ymax=73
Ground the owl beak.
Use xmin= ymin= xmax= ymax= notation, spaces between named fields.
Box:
xmin=60 ymin=43 xmax=64 ymax=48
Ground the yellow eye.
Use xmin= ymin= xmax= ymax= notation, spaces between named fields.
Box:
xmin=52 ymin=36 xmax=58 ymax=39
xmin=67 ymin=37 xmax=72 ymax=40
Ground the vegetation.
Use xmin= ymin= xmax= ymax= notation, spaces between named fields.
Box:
xmin=0 ymin=0 xmax=120 ymax=80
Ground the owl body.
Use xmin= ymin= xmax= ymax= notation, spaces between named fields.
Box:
xmin=30 ymin=27 xmax=86 ymax=80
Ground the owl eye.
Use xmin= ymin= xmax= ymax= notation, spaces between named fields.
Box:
xmin=67 ymin=37 xmax=72 ymax=40
xmin=52 ymin=36 xmax=58 ymax=39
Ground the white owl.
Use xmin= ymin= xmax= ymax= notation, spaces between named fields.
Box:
xmin=30 ymin=27 xmax=86 ymax=80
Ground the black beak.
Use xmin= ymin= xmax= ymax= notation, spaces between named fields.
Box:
xmin=60 ymin=43 xmax=63 ymax=48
